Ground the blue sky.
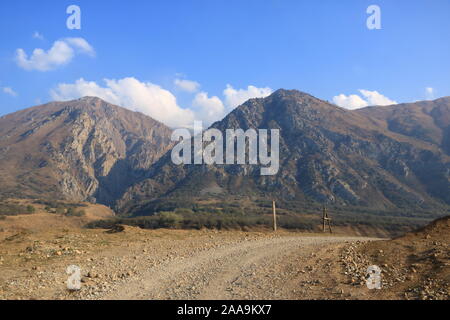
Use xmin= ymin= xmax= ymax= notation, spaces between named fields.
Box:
xmin=0 ymin=0 xmax=449 ymax=127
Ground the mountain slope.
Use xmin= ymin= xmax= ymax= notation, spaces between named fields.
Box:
xmin=0 ymin=97 xmax=173 ymax=205
xmin=356 ymin=97 xmax=450 ymax=155
xmin=117 ymin=90 xmax=450 ymax=214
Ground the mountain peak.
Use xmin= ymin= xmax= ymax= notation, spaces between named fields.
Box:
xmin=74 ymin=96 xmax=111 ymax=105
xmin=271 ymin=88 xmax=321 ymax=99
xmin=272 ymin=88 xmax=310 ymax=96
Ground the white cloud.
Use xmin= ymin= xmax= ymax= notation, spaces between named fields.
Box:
xmin=192 ymin=92 xmax=225 ymax=124
xmin=223 ymin=84 xmax=273 ymax=109
xmin=425 ymin=87 xmax=435 ymax=100
xmin=2 ymin=87 xmax=18 ymax=97
xmin=359 ymin=89 xmax=397 ymax=106
xmin=332 ymin=94 xmax=368 ymax=110
xmin=189 ymin=84 xmax=273 ymax=124
xmin=33 ymin=31 xmax=44 ymax=40
xmin=50 ymin=77 xmax=194 ymax=128
xmin=333 ymin=89 xmax=397 ymax=110
xmin=174 ymin=79 xmax=200 ymax=93
xmin=64 ymin=38 xmax=95 ymax=55
xmin=50 ymin=76 xmax=274 ymax=127
xmin=15 ymin=37 xmax=95 ymax=71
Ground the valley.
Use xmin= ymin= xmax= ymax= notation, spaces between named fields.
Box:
xmin=0 ymin=90 xmax=449 ymax=301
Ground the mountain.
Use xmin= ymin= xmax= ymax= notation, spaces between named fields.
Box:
xmin=1 ymin=91 xmax=449 ymax=219
xmin=116 ymin=90 xmax=450 ymax=215
xmin=0 ymin=97 xmax=173 ymax=205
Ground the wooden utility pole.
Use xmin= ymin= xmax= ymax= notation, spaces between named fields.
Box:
xmin=272 ymin=200 xmax=277 ymax=232
xmin=322 ymin=206 xmax=332 ymax=233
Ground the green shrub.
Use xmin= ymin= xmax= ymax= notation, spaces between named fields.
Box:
xmin=174 ymin=208 xmax=194 ymax=215
xmin=85 ymin=197 xmax=445 ymax=236
xmin=65 ymin=208 xmax=86 ymax=217
xmin=158 ymin=211 xmax=183 ymax=228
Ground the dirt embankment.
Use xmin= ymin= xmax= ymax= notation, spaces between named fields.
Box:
xmin=340 ymin=216 xmax=449 ymax=300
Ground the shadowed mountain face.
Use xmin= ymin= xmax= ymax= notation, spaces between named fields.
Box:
xmin=0 ymin=97 xmax=173 ymax=205
xmin=116 ymin=90 xmax=450 ymax=214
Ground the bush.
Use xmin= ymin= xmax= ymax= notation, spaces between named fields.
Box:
xmin=65 ymin=208 xmax=86 ymax=217
xmin=86 ymin=211 xmax=274 ymax=231
xmin=86 ymin=197 xmax=442 ymax=236
xmin=26 ymin=205 xmax=36 ymax=213
xmin=158 ymin=211 xmax=183 ymax=228
xmin=174 ymin=208 xmax=194 ymax=215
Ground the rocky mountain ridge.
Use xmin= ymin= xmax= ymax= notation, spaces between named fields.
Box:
xmin=116 ymin=90 xmax=450 ymax=214
xmin=1 ymin=91 xmax=449 ymax=217
xmin=0 ymin=97 xmax=173 ymax=205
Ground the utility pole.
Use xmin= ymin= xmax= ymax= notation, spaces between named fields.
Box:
xmin=272 ymin=200 xmax=277 ymax=232
xmin=322 ymin=206 xmax=332 ymax=234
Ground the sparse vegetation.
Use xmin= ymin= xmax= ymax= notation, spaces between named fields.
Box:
xmin=0 ymin=201 xmax=36 ymax=216
xmin=34 ymin=199 xmax=87 ymax=208
xmin=65 ymin=207 xmax=86 ymax=217
xmin=33 ymin=200 xmax=87 ymax=216
xmin=86 ymin=209 xmax=317 ymax=231
xmin=111 ymin=197 xmax=445 ymax=235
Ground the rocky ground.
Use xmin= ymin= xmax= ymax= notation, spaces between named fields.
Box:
xmin=0 ymin=218 xmax=448 ymax=300
xmin=0 ymin=226 xmax=368 ymax=300
xmin=340 ymin=217 xmax=450 ymax=300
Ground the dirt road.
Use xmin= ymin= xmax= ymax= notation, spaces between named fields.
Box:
xmin=0 ymin=227 xmax=385 ymax=300
xmin=2 ymin=216 xmax=447 ymax=300
xmin=103 ymin=235 xmax=376 ymax=300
